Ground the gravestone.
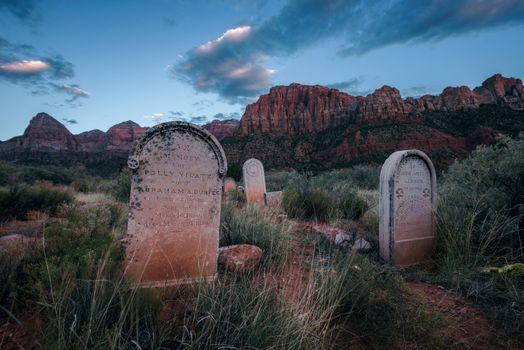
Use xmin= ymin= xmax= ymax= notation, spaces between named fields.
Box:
xmin=242 ymin=158 xmax=266 ymax=204
xmin=125 ymin=122 xmax=227 ymax=287
xmin=264 ymin=191 xmax=282 ymax=207
xmin=379 ymin=150 xmax=437 ymax=267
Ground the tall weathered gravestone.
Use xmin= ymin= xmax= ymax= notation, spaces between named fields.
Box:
xmin=242 ymin=158 xmax=266 ymax=204
xmin=125 ymin=122 xmax=227 ymax=287
xmin=379 ymin=150 xmax=437 ymax=266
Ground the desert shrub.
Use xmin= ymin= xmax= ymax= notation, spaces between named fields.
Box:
xmin=282 ymin=187 xmax=335 ymax=222
xmin=0 ymin=182 xmax=74 ymax=221
xmin=220 ymin=203 xmax=291 ymax=265
xmin=338 ymin=191 xmax=369 ymax=220
xmin=437 ymin=136 xmax=524 ymax=267
xmin=430 ymin=136 xmax=524 ymax=340
xmin=227 ymin=163 xmax=242 ymax=182
xmin=110 ymin=169 xmax=132 ymax=202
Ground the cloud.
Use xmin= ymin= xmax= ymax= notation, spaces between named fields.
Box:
xmin=171 ymin=25 xmax=275 ymax=104
xmin=62 ymin=118 xmax=77 ymax=125
xmin=0 ymin=36 xmax=88 ymax=106
xmin=50 ymin=83 xmax=90 ymax=106
xmin=327 ymin=77 xmax=371 ymax=95
xmin=211 ymin=112 xmax=241 ymax=121
xmin=162 ymin=16 xmax=177 ymax=28
xmin=172 ymin=0 xmax=524 ymax=102
xmin=0 ymin=0 xmax=40 ymax=24
xmin=168 ymin=111 xmax=184 ymax=117
xmin=401 ymin=85 xmax=435 ymax=97
xmin=0 ymin=37 xmax=74 ymax=85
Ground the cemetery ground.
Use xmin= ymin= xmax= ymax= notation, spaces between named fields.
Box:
xmin=0 ymin=137 xmax=523 ymax=349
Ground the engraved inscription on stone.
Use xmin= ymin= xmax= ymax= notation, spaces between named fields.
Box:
xmin=125 ymin=122 xmax=227 ymax=287
xmin=379 ymin=150 xmax=436 ymax=267
xmin=243 ymin=158 xmax=266 ymax=204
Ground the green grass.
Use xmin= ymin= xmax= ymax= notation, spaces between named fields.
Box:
xmin=220 ymin=203 xmax=291 ymax=265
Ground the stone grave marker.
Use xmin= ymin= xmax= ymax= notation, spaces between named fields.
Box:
xmin=379 ymin=150 xmax=437 ymax=267
xmin=264 ymin=191 xmax=283 ymax=207
xmin=125 ymin=122 xmax=227 ymax=287
xmin=242 ymin=158 xmax=266 ymax=204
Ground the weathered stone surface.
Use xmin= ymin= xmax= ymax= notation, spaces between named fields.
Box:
xmin=223 ymin=177 xmax=237 ymax=194
xmin=243 ymin=158 xmax=266 ymax=204
xmin=125 ymin=122 xmax=227 ymax=287
xmin=264 ymin=191 xmax=282 ymax=207
xmin=218 ymin=244 xmax=263 ymax=272
xmin=379 ymin=150 xmax=437 ymax=266
xmin=351 ymin=238 xmax=371 ymax=252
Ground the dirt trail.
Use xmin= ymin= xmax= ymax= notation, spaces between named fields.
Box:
xmin=408 ymin=282 xmax=523 ymax=350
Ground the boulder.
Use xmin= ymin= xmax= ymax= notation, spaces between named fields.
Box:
xmin=218 ymin=244 xmax=263 ymax=272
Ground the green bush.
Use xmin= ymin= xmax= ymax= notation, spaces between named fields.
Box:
xmin=282 ymin=187 xmax=335 ymax=222
xmin=226 ymin=163 xmax=242 ymax=182
xmin=110 ymin=169 xmax=132 ymax=202
xmin=437 ymin=136 xmax=524 ymax=266
xmin=431 ymin=136 xmax=524 ymax=340
xmin=338 ymin=191 xmax=369 ymax=220
xmin=0 ymin=182 xmax=74 ymax=221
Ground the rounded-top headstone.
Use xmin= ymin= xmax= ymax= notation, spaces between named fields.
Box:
xmin=125 ymin=121 xmax=227 ymax=287
xmin=242 ymin=158 xmax=266 ymax=204
xmin=379 ymin=149 xmax=437 ymax=267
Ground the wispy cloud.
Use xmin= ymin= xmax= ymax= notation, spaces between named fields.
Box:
xmin=0 ymin=36 xmax=89 ymax=106
xmin=172 ymin=0 xmax=524 ymax=102
xmin=62 ymin=118 xmax=77 ymax=125
xmin=0 ymin=0 xmax=40 ymax=24
xmin=211 ymin=112 xmax=241 ymax=121
xmin=327 ymin=77 xmax=372 ymax=96
xmin=162 ymin=16 xmax=177 ymax=28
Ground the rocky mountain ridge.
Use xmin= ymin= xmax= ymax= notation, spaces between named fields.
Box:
xmin=0 ymin=74 xmax=522 ymax=171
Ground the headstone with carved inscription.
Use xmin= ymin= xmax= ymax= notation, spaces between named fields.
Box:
xmin=125 ymin=122 xmax=227 ymax=287
xmin=379 ymin=150 xmax=437 ymax=267
xmin=242 ymin=158 xmax=266 ymax=204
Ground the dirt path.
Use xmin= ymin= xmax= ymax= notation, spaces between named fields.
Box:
xmin=408 ymin=282 xmax=523 ymax=350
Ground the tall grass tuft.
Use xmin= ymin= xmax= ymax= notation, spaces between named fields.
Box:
xmin=220 ymin=203 xmax=291 ymax=265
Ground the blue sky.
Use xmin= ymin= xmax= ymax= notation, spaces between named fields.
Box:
xmin=1 ymin=0 xmax=523 ymax=140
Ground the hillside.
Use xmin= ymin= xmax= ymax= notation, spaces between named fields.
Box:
xmin=0 ymin=74 xmax=523 ymax=171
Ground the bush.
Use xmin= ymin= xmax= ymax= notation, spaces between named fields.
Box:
xmin=110 ymin=169 xmax=132 ymax=202
xmin=338 ymin=191 xmax=369 ymax=220
xmin=431 ymin=136 xmax=524 ymax=340
xmin=227 ymin=163 xmax=242 ymax=182
xmin=282 ymin=187 xmax=335 ymax=222
xmin=0 ymin=182 xmax=74 ymax=221
xmin=437 ymin=136 xmax=524 ymax=266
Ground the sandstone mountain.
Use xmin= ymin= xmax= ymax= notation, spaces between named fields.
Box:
xmin=0 ymin=74 xmax=522 ymax=172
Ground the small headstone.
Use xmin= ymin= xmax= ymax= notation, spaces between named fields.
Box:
xmin=125 ymin=122 xmax=227 ymax=287
xmin=264 ymin=191 xmax=283 ymax=207
xmin=242 ymin=158 xmax=266 ymax=204
xmin=223 ymin=177 xmax=237 ymax=194
xmin=379 ymin=150 xmax=437 ymax=266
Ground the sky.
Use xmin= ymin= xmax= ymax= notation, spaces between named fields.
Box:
xmin=1 ymin=0 xmax=523 ymax=141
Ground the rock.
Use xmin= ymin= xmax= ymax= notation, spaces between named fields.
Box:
xmin=218 ymin=244 xmax=263 ymax=272
xmin=202 ymin=119 xmax=241 ymax=139
xmin=0 ymin=74 xmax=523 ymax=170
xmin=351 ymin=238 xmax=371 ymax=252
xmin=241 ymin=83 xmax=357 ymax=136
